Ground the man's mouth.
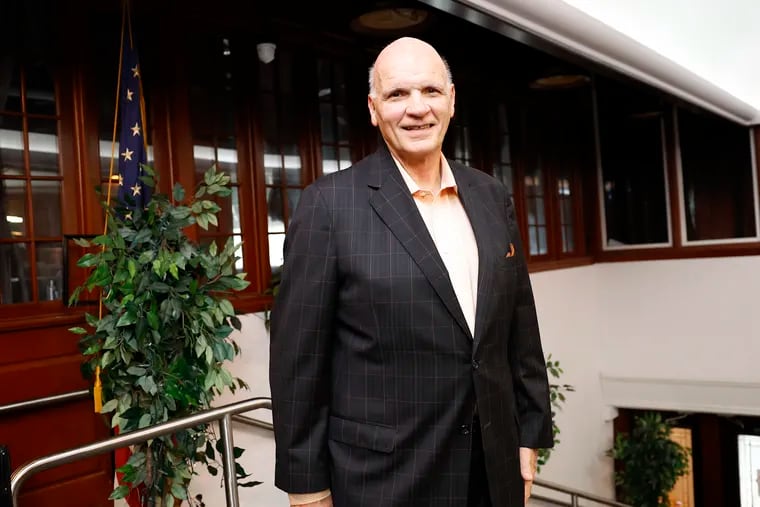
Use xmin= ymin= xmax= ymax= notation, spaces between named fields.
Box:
xmin=402 ymin=124 xmax=434 ymax=131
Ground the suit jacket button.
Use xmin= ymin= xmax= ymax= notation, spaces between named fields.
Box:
xmin=472 ymin=359 xmax=479 ymax=370
xmin=460 ymin=424 xmax=471 ymax=436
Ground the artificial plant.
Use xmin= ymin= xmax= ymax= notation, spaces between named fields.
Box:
xmin=69 ymin=165 xmax=258 ymax=506
xmin=537 ymin=354 xmax=575 ymax=470
xmin=609 ymin=412 xmax=690 ymax=507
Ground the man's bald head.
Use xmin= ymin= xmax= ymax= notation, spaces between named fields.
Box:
xmin=368 ymin=37 xmax=453 ymax=97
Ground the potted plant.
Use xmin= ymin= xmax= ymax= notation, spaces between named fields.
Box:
xmin=537 ymin=354 xmax=574 ymax=470
xmin=69 ymin=165 xmax=258 ymax=506
xmin=608 ymin=412 xmax=690 ymax=507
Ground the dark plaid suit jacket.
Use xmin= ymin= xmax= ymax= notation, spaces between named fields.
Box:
xmin=270 ymin=145 xmax=553 ymax=507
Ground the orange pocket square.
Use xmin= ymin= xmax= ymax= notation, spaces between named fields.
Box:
xmin=505 ymin=243 xmax=515 ymax=258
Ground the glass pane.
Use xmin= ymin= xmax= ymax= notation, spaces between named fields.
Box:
xmin=32 ymin=180 xmax=61 ymax=237
xmin=217 ymin=136 xmax=238 ymax=184
xmin=264 ymin=153 xmax=282 ymax=185
xmin=100 ymin=139 xmax=120 ymax=181
xmin=283 ymin=146 xmax=302 ymax=186
xmin=233 ymin=234 xmax=244 ymax=272
xmin=280 ymin=98 xmax=298 ymax=150
xmin=527 ymin=197 xmax=537 ymax=226
xmin=36 ymin=242 xmax=62 ymax=301
xmin=0 ymin=242 xmax=31 ymax=304
xmin=28 ymin=118 xmax=60 ymax=176
xmin=0 ymin=115 xmax=24 ymax=176
xmin=679 ymin=108 xmax=756 ymax=241
xmin=231 ymin=188 xmax=241 ymax=234
xmin=25 ymin=63 xmax=57 ymax=116
xmin=193 ymin=144 xmax=215 ymax=178
xmin=320 ymin=102 xmax=335 ymax=144
xmin=529 ymin=227 xmax=538 ymax=256
xmin=334 ymin=65 xmax=347 ymax=102
xmin=268 ymin=233 xmax=285 ymax=273
xmin=563 ymin=225 xmax=575 ymax=253
xmin=322 ymin=145 xmax=338 ymax=174
xmin=266 ymin=187 xmax=285 ymax=233
xmin=536 ymin=197 xmax=545 ymax=225
xmin=0 ymin=63 xmax=22 ymax=112
xmin=259 ymin=93 xmax=279 ymax=155
xmin=0 ymin=179 xmax=27 ymax=238
xmin=538 ymin=227 xmax=548 ymax=255
xmin=500 ymin=138 xmax=511 ymax=164
xmin=317 ymin=59 xmax=330 ymax=93
xmin=339 ymin=147 xmax=352 ymax=170
xmin=336 ymin=104 xmax=349 ymax=144
xmin=287 ymin=189 xmax=301 ymax=220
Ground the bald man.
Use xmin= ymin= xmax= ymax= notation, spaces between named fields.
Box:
xmin=270 ymin=37 xmax=553 ymax=507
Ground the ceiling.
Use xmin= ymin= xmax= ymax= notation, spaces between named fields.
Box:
xmin=436 ymin=0 xmax=760 ymax=125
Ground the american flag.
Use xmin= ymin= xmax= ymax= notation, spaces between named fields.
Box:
xmin=116 ymin=21 xmax=150 ymax=210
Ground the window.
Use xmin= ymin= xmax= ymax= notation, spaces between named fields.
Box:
xmin=677 ymin=107 xmax=758 ymax=244
xmin=317 ymin=58 xmax=353 ymax=175
xmin=189 ymin=37 xmax=242 ymax=270
xmin=491 ymin=103 xmax=514 ymax=199
xmin=517 ymin=90 xmax=590 ymax=260
xmin=448 ymin=108 xmax=473 ymax=166
xmin=258 ymin=48 xmax=306 ymax=275
xmin=0 ymin=62 xmax=63 ymax=304
xmin=596 ymin=79 xmax=671 ymax=249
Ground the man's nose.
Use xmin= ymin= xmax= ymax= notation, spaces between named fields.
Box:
xmin=406 ymin=91 xmax=430 ymax=116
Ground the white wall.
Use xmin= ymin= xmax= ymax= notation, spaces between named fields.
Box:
xmin=532 ymin=255 xmax=760 ymax=499
xmin=182 ymin=255 xmax=760 ymax=504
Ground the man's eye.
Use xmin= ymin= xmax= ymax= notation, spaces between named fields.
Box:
xmin=425 ymin=88 xmax=440 ymax=95
xmin=389 ymin=91 xmax=403 ymax=98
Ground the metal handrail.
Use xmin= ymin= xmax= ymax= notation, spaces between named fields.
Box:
xmin=532 ymin=479 xmax=630 ymax=507
xmin=3 ymin=392 xmax=626 ymax=507
xmin=0 ymin=390 xmax=89 ymax=417
xmin=10 ymin=397 xmax=272 ymax=507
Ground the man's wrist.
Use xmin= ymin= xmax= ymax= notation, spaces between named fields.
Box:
xmin=289 ymin=489 xmax=331 ymax=505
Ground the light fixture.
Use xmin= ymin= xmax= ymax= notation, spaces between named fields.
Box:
xmin=256 ymin=42 xmax=276 ymax=64
xmin=350 ymin=7 xmax=430 ymax=34
xmin=529 ymin=73 xmax=590 ymax=90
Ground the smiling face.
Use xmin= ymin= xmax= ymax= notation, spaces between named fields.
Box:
xmin=368 ymin=38 xmax=455 ymax=166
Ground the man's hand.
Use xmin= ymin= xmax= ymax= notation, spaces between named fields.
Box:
xmin=293 ymin=495 xmax=333 ymax=507
xmin=519 ymin=447 xmax=538 ymax=505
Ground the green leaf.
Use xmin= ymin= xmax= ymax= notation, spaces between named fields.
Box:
xmin=69 ymin=326 xmax=88 ymax=335
xmin=77 ymin=253 xmax=100 ymax=268
xmin=219 ymin=299 xmax=235 ymax=316
xmin=138 ymin=413 xmax=152 ymax=429
xmin=196 ymin=213 xmax=209 ymax=230
xmin=108 ymin=485 xmax=130 ymax=500
xmin=127 ymin=259 xmax=137 ymax=279
xmin=101 ymin=398 xmax=119 ymax=414
xmin=200 ymin=311 xmax=214 ymax=329
xmin=73 ymin=237 xmax=91 ymax=247
xmin=116 ymin=310 xmax=138 ymax=327
xmin=127 ymin=366 xmax=147 ymax=376
xmin=173 ymin=183 xmax=186 ymax=201
xmin=209 ymin=240 xmax=218 ymax=256
xmin=147 ymin=310 xmax=159 ymax=330
xmin=170 ymin=482 xmax=188 ymax=500
xmin=206 ymin=213 xmax=218 ymax=227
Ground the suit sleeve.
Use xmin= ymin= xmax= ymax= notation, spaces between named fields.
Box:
xmin=270 ymin=184 xmax=337 ymax=493
xmin=504 ymin=191 xmax=554 ymax=449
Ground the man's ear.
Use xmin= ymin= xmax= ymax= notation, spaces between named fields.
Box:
xmin=368 ymin=95 xmax=378 ymax=126
xmin=450 ymin=84 xmax=456 ymax=118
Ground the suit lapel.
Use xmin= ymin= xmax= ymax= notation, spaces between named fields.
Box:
xmin=451 ymin=162 xmax=496 ymax=351
xmin=367 ymin=149 xmax=472 ymax=340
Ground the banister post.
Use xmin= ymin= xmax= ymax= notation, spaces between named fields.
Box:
xmin=0 ymin=445 xmax=11 ymax=507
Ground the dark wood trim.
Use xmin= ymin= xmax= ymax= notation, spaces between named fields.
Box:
xmin=528 ymin=256 xmax=593 ymax=273
xmin=0 ymin=309 xmax=90 ymax=332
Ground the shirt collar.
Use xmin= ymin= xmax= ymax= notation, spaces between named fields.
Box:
xmin=392 ymin=154 xmax=458 ymax=195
